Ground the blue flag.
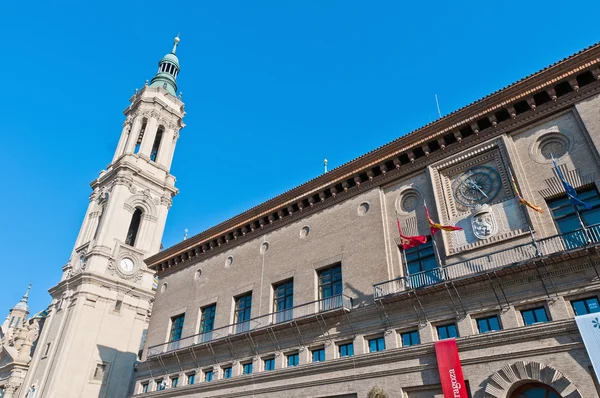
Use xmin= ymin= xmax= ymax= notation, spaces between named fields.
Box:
xmin=552 ymin=159 xmax=592 ymax=209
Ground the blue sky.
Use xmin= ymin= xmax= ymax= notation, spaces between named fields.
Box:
xmin=0 ymin=0 xmax=598 ymax=314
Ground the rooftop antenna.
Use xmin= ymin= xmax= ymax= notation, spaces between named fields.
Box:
xmin=183 ymin=228 xmax=188 ymax=240
xmin=324 ymin=158 xmax=328 ymax=173
xmin=435 ymin=94 xmax=442 ymax=119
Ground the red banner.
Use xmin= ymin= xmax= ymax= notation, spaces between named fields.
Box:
xmin=434 ymin=339 xmax=468 ymax=398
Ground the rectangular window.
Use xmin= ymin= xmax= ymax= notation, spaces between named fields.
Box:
xmin=234 ymin=293 xmax=252 ymax=333
xmin=171 ymin=377 xmax=178 ymax=388
xmin=264 ymin=357 xmax=275 ymax=371
xmin=169 ymin=314 xmax=185 ymax=341
xmin=311 ymin=347 xmax=325 ymax=362
xmin=204 ymin=370 xmax=213 ymax=382
xmin=405 ymin=237 xmax=437 ymax=274
xmin=242 ymin=362 xmax=253 ymax=375
xmin=338 ymin=342 xmax=354 ymax=358
xmin=521 ymin=306 xmax=549 ymax=326
xmin=141 ymin=382 xmax=149 ymax=393
xmin=547 ymin=188 xmax=600 ymax=235
xmin=223 ymin=367 xmax=232 ymax=379
xmin=157 ymin=379 xmax=165 ymax=391
xmin=368 ymin=336 xmax=385 ymax=352
xmin=187 ymin=373 xmax=195 ymax=385
xmin=318 ymin=264 xmax=343 ymax=311
xmin=571 ymin=297 xmax=600 ymax=316
xmin=437 ymin=324 xmax=458 ymax=340
xmin=200 ymin=304 xmax=216 ymax=343
xmin=400 ymin=330 xmax=420 ymax=347
xmin=286 ymin=352 xmax=299 ymax=367
xmin=476 ymin=315 xmax=501 ymax=333
xmin=273 ymin=280 xmax=294 ymax=323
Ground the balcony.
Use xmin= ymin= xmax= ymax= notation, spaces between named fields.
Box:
xmin=147 ymin=294 xmax=353 ymax=357
xmin=374 ymin=225 xmax=600 ymax=299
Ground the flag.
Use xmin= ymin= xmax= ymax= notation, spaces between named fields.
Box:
xmin=510 ymin=171 xmax=543 ymax=213
xmin=425 ymin=203 xmax=463 ymax=235
xmin=552 ymin=158 xmax=592 ymax=210
xmin=396 ymin=215 xmax=427 ymax=250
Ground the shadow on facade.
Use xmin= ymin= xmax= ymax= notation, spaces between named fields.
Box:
xmin=97 ymin=345 xmax=137 ymax=398
xmin=345 ymin=282 xmax=372 ymax=307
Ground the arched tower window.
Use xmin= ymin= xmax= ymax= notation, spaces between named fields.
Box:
xmin=125 ymin=208 xmax=143 ymax=247
xmin=134 ymin=120 xmax=148 ymax=154
xmin=150 ymin=127 xmax=164 ymax=162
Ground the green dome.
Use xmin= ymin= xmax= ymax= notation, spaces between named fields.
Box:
xmin=160 ymin=53 xmax=180 ymax=68
xmin=149 ymin=35 xmax=181 ymax=97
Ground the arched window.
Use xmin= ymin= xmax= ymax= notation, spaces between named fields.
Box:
xmin=510 ymin=383 xmax=562 ymax=398
xmin=150 ymin=127 xmax=164 ymax=162
xmin=125 ymin=208 xmax=143 ymax=247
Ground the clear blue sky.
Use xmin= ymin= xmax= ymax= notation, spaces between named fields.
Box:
xmin=0 ymin=1 xmax=598 ymax=314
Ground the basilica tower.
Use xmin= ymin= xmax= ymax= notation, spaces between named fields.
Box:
xmin=19 ymin=37 xmax=185 ymax=398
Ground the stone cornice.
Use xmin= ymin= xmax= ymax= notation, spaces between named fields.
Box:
xmin=48 ymin=270 xmax=155 ymax=301
xmin=125 ymin=86 xmax=185 ymax=124
xmin=93 ymin=158 xmax=178 ymax=197
xmin=136 ymin=320 xmax=581 ymax=397
xmin=147 ymin=43 xmax=600 ymax=274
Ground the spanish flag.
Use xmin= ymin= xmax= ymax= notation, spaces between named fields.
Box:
xmin=396 ymin=213 xmax=427 ymax=250
xmin=425 ymin=203 xmax=463 ymax=235
xmin=510 ymin=170 xmax=543 ymax=214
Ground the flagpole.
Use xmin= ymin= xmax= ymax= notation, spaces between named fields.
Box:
xmin=509 ymin=168 xmax=542 ymax=257
xmin=551 ymin=155 xmax=591 ymax=244
xmin=424 ymin=200 xmax=443 ymax=269
xmin=396 ymin=211 xmax=409 ymax=273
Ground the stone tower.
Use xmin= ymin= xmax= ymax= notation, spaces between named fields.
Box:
xmin=18 ymin=37 xmax=185 ymax=398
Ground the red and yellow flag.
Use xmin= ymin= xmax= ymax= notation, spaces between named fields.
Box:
xmin=510 ymin=172 xmax=543 ymax=213
xmin=425 ymin=203 xmax=463 ymax=235
xmin=396 ymin=216 xmax=427 ymax=250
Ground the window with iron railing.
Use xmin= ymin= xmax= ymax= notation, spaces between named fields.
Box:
xmin=547 ymin=188 xmax=600 ymax=234
xmin=318 ymin=264 xmax=342 ymax=311
xmin=199 ymin=304 xmax=216 ymax=342
xmin=168 ymin=314 xmax=185 ymax=351
xmin=273 ymin=280 xmax=293 ymax=323
xmin=234 ymin=293 xmax=252 ymax=333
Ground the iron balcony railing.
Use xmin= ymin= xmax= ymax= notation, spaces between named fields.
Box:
xmin=147 ymin=294 xmax=352 ymax=357
xmin=374 ymin=224 xmax=600 ymax=299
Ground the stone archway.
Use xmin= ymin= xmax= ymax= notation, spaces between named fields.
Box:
xmin=484 ymin=361 xmax=582 ymax=398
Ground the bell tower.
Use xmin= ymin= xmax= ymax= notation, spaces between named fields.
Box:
xmin=19 ymin=37 xmax=185 ymax=398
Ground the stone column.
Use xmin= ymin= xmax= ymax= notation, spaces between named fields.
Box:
xmin=124 ymin=116 xmax=143 ymax=154
xmin=138 ymin=116 xmax=159 ymax=157
xmin=156 ymin=127 xmax=175 ymax=167
xmin=112 ymin=117 xmax=133 ymax=163
xmin=165 ymin=128 xmax=180 ymax=170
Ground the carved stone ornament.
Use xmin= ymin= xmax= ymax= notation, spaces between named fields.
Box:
xmin=471 ymin=204 xmax=498 ymax=240
xmin=108 ymin=260 xmax=143 ymax=283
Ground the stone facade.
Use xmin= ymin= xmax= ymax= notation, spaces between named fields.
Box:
xmin=134 ymin=43 xmax=600 ymax=398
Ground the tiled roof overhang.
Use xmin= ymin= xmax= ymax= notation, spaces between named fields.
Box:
xmin=147 ymin=42 xmax=600 ymax=274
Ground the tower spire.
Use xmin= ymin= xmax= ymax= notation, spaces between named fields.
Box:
xmin=149 ymin=35 xmax=182 ymax=96
xmin=172 ymin=34 xmax=180 ymax=54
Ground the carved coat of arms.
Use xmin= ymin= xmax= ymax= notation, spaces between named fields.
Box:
xmin=471 ymin=205 xmax=498 ymax=240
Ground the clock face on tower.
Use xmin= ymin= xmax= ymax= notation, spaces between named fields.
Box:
xmin=119 ymin=257 xmax=135 ymax=273
xmin=451 ymin=165 xmax=501 ymax=207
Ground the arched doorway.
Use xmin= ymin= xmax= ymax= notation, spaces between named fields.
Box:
xmin=510 ymin=382 xmax=562 ymax=398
